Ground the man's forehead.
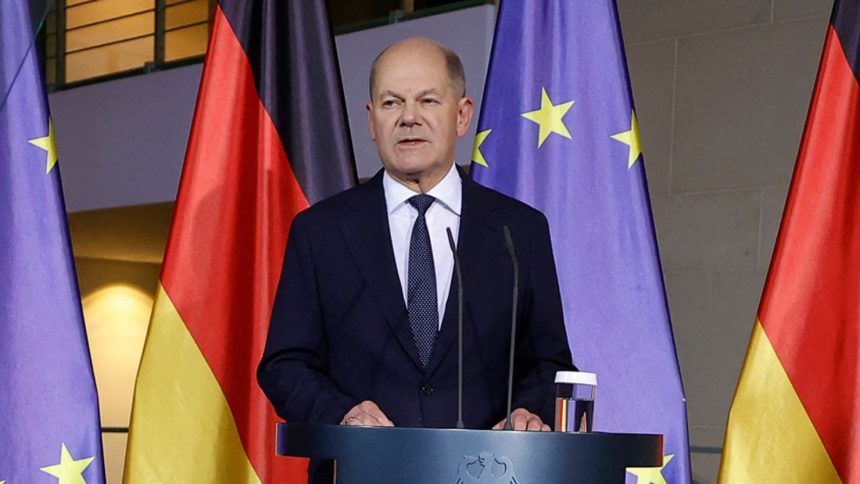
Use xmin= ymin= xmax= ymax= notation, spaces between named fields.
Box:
xmin=369 ymin=37 xmax=464 ymax=100
xmin=374 ymin=59 xmax=449 ymax=91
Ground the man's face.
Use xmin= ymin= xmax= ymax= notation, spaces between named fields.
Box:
xmin=367 ymin=41 xmax=473 ymax=187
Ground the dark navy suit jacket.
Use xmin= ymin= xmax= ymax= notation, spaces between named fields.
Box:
xmin=258 ymin=168 xmax=574 ymax=430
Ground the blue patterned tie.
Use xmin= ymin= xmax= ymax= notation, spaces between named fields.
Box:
xmin=408 ymin=194 xmax=438 ymax=368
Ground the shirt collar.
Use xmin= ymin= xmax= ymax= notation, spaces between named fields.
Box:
xmin=383 ymin=163 xmax=462 ymax=216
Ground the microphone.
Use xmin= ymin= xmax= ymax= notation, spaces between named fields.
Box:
xmin=446 ymin=227 xmax=465 ymax=429
xmin=502 ymin=225 xmax=518 ymax=431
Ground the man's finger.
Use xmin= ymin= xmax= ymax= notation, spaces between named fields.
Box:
xmin=342 ymin=415 xmax=361 ymax=425
xmin=360 ymin=401 xmax=395 ymax=427
xmin=526 ymin=416 xmax=543 ymax=431
xmin=371 ymin=411 xmax=395 ymax=427
xmin=345 ymin=413 xmax=377 ymax=426
xmin=508 ymin=408 xmax=548 ymax=432
xmin=509 ymin=413 xmax=525 ymax=431
xmin=516 ymin=409 xmax=535 ymax=431
xmin=493 ymin=410 xmax=549 ymax=431
xmin=341 ymin=401 xmax=395 ymax=427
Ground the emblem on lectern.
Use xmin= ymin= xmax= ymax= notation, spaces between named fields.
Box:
xmin=456 ymin=452 xmax=518 ymax=483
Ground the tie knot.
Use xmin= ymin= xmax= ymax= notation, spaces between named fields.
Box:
xmin=408 ymin=194 xmax=435 ymax=215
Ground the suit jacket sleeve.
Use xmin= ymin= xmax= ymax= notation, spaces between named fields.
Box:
xmin=511 ymin=212 xmax=575 ymax=423
xmin=258 ymin=211 xmax=359 ymax=424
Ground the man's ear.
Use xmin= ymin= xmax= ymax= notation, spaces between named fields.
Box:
xmin=366 ymin=101 xmax=377 ymax=141
xmin=456 ymin=97 xmax=475 ymax=138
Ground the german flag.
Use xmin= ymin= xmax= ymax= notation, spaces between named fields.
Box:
xmin=123 ymin=1 xmax=355 ymax=482
xmin=719 ymin=1 xmax=859 ymax=482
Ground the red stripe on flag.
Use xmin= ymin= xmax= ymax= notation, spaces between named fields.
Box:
xmin=161 ymin=6 xmax=309 ymax=481
xmin=759 ymin=26 xmax=860 ymax=483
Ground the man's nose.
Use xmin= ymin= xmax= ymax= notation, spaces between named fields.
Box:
xmin=399 ymin=102 xmax=421 ymax=126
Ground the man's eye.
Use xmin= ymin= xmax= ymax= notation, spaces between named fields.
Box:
xmin=421 ymin=98 xmax=439 ymax=105
xmin=381 ymin=99 xmax=399 ymax=107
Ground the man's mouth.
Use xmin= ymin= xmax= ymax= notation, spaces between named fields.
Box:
xmin=397 ymin=137 xmax=427 ymax=147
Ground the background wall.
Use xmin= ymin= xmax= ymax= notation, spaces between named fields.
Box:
xmin=617 ymin=0 xmax=832 ymax=480
xmin=52 ymin=2 xmax=835 ymax=482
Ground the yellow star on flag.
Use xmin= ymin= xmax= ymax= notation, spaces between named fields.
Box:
xmin=28 ymin=118 xmax=58 ymax=173
xmin=40 ymin=443 xmax=94 ymax=484
xmin=627 ymin=454 xmax=674 ymax=484
xmin=521 ymin=87 xmax=574 ymax=148
xmin=611 ymin=110 xmax=642 ymax=169
xmin=472 ymin=129 xmax=492 ymax=167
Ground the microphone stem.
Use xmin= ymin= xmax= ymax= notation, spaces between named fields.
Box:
xmin=447 ymin=227 xmax=465 ymax=429
xmin=503 ymin=226 xmax=518 ymax=431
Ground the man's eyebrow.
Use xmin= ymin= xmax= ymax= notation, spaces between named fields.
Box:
xmin=378 ymin=88 xmax=440 ymax=99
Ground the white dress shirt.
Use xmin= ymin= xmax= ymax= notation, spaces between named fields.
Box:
xmin=383 ymin=163 xmax=462 ymax=329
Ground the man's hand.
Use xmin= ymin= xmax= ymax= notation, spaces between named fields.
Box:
xmin=340 ymin=400 xmax=395 ymax=427
xmin=492 ymin=407 xmax=551 ymax=431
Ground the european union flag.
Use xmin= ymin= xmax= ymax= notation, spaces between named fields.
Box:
xmin=472 ymin=1 xmax=691 ymax=482
xmin=0 ymin=1 xmax=105 ymax=482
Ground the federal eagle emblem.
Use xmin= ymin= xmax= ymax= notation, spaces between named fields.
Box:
xmin=456 ymin=452 xmax=518 ymax=483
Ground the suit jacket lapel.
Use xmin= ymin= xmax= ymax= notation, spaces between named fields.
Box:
xmin=426 ymin=170 xmax=501 ymax=376
xmin=339 ymin=171 xmax=425 ymax=371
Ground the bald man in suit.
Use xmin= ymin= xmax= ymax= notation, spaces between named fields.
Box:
xmin=259 ymin=37 xmax=574 ymax=458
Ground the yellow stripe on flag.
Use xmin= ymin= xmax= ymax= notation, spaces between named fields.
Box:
xmin=123 ymin=284 xmax=261 ymax=483
xmin=719 ymin=320 xmax=841 ymax=483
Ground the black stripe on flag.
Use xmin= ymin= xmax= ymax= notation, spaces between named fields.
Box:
xmin=217 ymin=0 xmax=356 ymax=205
xmin=832 ymin=0 xmax=860 ymax=84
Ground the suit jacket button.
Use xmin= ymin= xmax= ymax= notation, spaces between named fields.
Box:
xmin=421 ymin=385 xmax=434 ymax=396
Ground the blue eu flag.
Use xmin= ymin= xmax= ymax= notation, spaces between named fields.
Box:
xmin=472 ymin=1 xmax=691 ymax=482
xmin=0 ymin=1 xmax=105 ymax=482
